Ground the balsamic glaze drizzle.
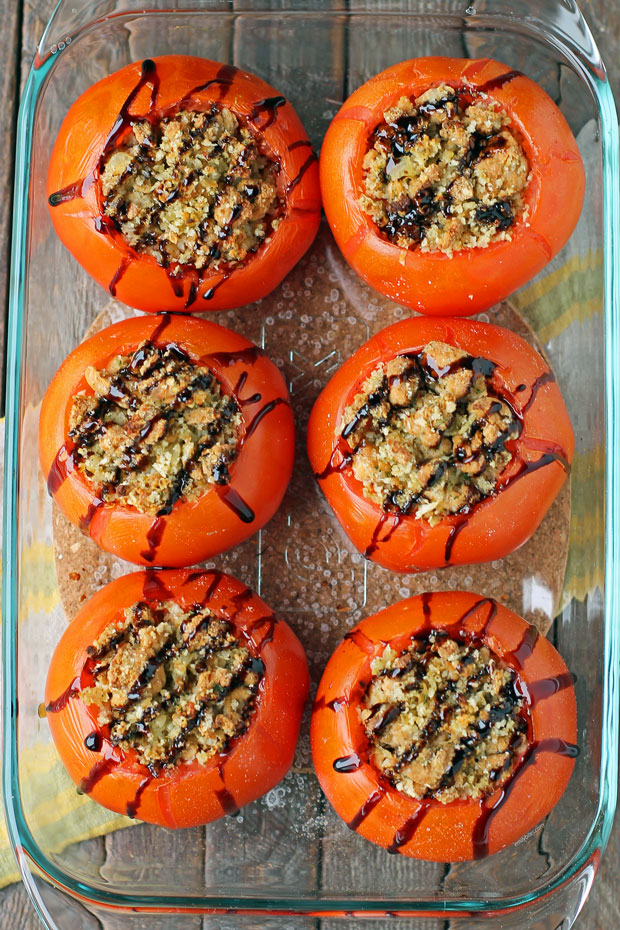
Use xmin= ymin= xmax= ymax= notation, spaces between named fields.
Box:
xmin=45 ymin=676 xmax=81 ymax=714
xmin=476 ymin=70 xmax=523 ymax=94
xmin=142 ymin=569 xmax=174 ymax=602
xmin=333 ymin=753 xmax=362 ymax=773
xmin=84 ymin=731 xmax=103 ymax=752
xmin=248 ymin=95 xmax=287 ymax=129
xmin=140 ymin=517 xmax=166 ymax=563
xmin=126 ymin=774 xmax=153 ymax=819
xmin=215 ymin=764 xmax=238 ymax=814
xmin=521 ymin=370 xmax=555 ymax=414
xmin=347 ymin=788 xmax=384 ymax=829
xmin=472 ymin=738 xmax=578 ymax=858
xmin=215 ymin=484 xmax=255 ymax=523
xmin=286 ymin=152 xmax=318 ymax=194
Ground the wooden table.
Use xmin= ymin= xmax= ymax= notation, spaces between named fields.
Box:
xmin=1 ymin=2 xmax=618 ymax=927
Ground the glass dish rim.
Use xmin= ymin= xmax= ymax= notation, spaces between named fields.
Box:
xmin=2 ymin=1 xmax=619 ymax=917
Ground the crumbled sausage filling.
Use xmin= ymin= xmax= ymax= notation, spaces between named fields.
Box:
xmin=339 ymin=341 xmax=520 ymax=525
xmin=80 ymin=600 xmax=263 ymax=773
xmin=361 ymin=632 xmax=529 ymax=803
xmin=360 ymin=84 xmax=530 ymax=254
xmin=101 ymin=108 xmax=281 ymax=271
xmin=69 ymin=341 xmax=242 ymax=516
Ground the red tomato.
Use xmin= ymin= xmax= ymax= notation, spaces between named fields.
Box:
xmin=306 ymin=316 xmax=573 ymax=573
xmin=311 ymin=592 xmax=577 ymax=861
xmin=47 ymin=55 xmax=321 ymax=313
xmin=45 ymin=569 xmax=309 ymax=828
xmin=39 ymin=314 xmax=294 ymax=567
xmin=320 ymin=57 xmax=585 ymax=315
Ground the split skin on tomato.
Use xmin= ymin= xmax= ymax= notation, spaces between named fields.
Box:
xmin=311 ymin=592 xmax=577 ymax=861
xmin=39 ymin=313 xmax=294 ymax=567
xmin=45 ymin=569 xmax=310 ymax=828
xmin=306 ymin=315 xmax=574 ymax=573
xmin=47 ymin=55 xmax=321 ymax=313
xmin=320 ymin=56 xmax=585 ymax=315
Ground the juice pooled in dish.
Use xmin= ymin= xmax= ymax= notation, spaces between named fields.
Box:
xmin=45 ymin=570 xmax=309 ymax=828
xmin=307 ymin=316 xmax=573 ymax=573
xmin=39 ymin=314 xmax=294 ymax=567
xmin=47 ymin=55 xmax=321 ymax=313
xmin=311 ymin=592 xmax=577 ymax=861
xmin=320 ymin=56 xmax=584 ymax=314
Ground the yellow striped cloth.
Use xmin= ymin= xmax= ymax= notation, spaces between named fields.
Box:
xmin=0 ymin=234 xmax=604 ymax=886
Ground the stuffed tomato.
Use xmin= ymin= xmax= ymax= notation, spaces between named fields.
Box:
xmin=45 ymin=569 xmax=309 ymax=828
xmin=311 ymin=592 xmax=577 ymax=861
xmin=320 ymin=56 xmax=584 ymax=314
xmin=40 ymin=314 xmax=294 ymax=567
xmin=47 ymin=55 xmax=321 ymax=313
xmin=307 ymin=316 xmax=573 ymax=573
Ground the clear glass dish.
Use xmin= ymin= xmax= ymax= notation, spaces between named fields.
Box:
xmin=2 ymin=1 xmax=619 ymax=928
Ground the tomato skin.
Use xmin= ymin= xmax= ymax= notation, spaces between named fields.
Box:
xmin=306 ymin=316 xmax=573 ymax=573
xmin=39 ymin=314 xmax=294 ymax=567
xmin=311 ymin=592 xmax=577 ymax=861
xmin=320 ymin=57 xmax=585 ymax=315
xmin=47 ymin=55 xmax=321 ymax=314
xmin=45 ymin=569 xmax=309 ymax=828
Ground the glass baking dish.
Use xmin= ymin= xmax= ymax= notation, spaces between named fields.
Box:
xmin=3 ymin=0 xmax=619 ymax=927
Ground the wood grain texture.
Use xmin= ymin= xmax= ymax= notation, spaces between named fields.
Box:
xmin=2 ymin=1 xmax=619 ymax=929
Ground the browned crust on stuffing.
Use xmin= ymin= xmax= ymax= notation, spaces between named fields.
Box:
xmin=361 ymin=633 xmax=529 ymax=803
xmin=101 ymin=108 xmax=281 ymax=271
xmin=360 ymin=84 xmax=530 ymax=254
xmin=69 ymin=340 xmax=241 ymax=516
xmin=81 ymin=599 xmax=263 ymax=772
xmin=340 ymin=341 xmax=519 ymax=525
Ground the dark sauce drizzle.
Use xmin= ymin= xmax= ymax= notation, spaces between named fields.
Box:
xmin=521 ymin=370 xmax=555 ymax=414
xmin=45 ymin=676 xmax=81 ymax=714
xmin=142 ymin=569 xmax=174 ymax=602
xmin=215 ymin=764 xmax=238 ymax=814
xmin=387 ymin=803 xmax=432 ymax=854
xmin=84 ymin=731 xmax=103 ymax=752
xmin=150 ymin=313 xmax=172 ymax=344
xmin=518 ymin=672 xmax=576 ymax=704
xmin=347 ymin=787 xmax=385 ymax=829
xmin=140 ymin=517 xmax=166 ymax=563
xmin=126 ymin=774 xmax=154 ymax=819
xmin=48 ymin=179 xmax=88 ymax=206
xmin=77 ymin=741 xmax=121 ymax=796
xmin=244 ymin=398 xmax=286 ymax=440
xmin=286 ymin=152 xmax=318 ymax=195
xmin=476 ymin=70 xmax=523 ymax=94
xmin=47 ymin=442 xmax=76 ymax=496
xmin=248 ymin=95 xmax=287 ymax=129
xmin=333 ymin=753 xmax=362 ymax=773
xmin=216 ymin=485 xmax=255 ymax=523
xmin=472 ymin=737 xmax=578 ymax=858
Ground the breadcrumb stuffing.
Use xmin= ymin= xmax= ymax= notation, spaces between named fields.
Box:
xmin=100 ymin=107 xmax=281 ymax=271
xmin=360 ymin=84 xmax=530 ymax=254
xmin=81 ymin=600 xmax=263 ymax=772
xmin=339 ymin=342 xmax=519 ymax=525
xmin=69 ymin=340 xmax=241 ymax=516
xmin=361 ymin=633 xmax=529 ymax=803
